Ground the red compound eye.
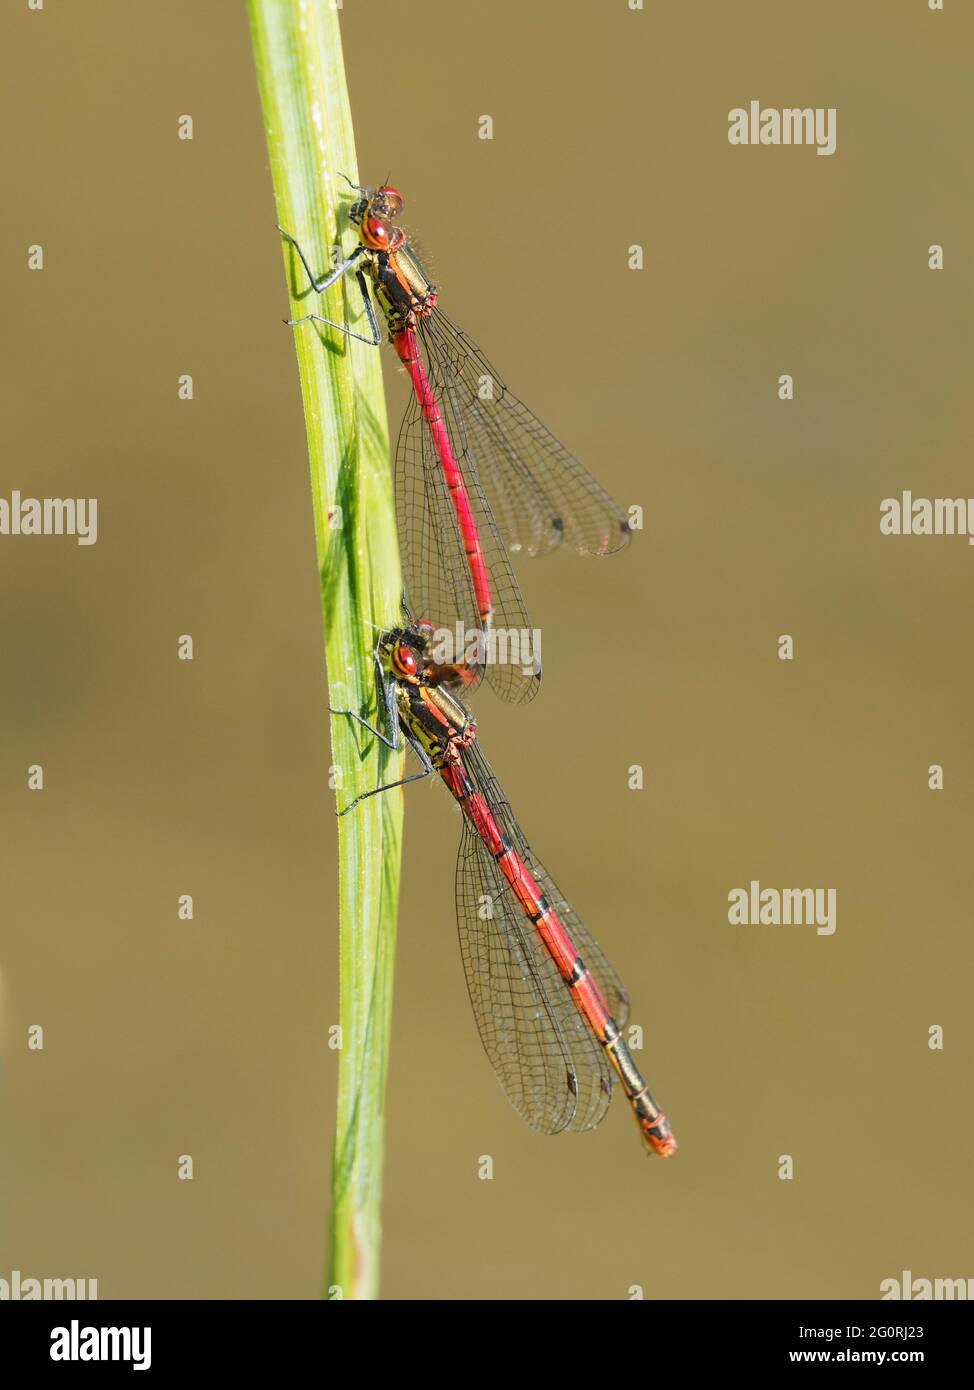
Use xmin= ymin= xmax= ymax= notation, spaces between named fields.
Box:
xmin=393 ymin=642 xmax=418 ymax=677
xmin=362 ymin=216 xmax=390 ymax=249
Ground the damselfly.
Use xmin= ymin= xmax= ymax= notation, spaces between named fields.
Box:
xmin=278 ymin=180 xmax=631 ymax=704
xmin=332 ymin=621 xmax=676 ymax=1158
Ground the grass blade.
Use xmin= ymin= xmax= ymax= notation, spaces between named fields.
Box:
xmin=248 ymin=0 xmax=403 ymax=1301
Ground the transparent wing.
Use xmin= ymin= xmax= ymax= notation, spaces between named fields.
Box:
xmin=394 ymin=371 xmax=538 ymax=705
xmin=455 ymin=802 xmax=613 ymax=1135
xmin=420 ymin=308 xmax=632 ymax=559
xmin=463 ymin=741 xmax=630 ymax=1028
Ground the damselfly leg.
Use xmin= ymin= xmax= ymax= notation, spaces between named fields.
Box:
xmin=329 ymin=646 xmax=435 ymax=816
xmin=278 ymin=229 xmax=382 ymax=344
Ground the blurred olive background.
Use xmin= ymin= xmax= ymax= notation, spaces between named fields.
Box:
xmin=1 ymin=0 xmax=971 ymax=1300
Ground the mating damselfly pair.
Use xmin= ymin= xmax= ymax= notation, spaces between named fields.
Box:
xmin=280 ymin=179 xmax=676 ymax=1158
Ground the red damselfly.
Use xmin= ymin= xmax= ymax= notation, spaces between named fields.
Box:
xmin=333 ymin=621 xmax=676 ymax=1158
xmin=278 ymin=179 xmax=631 ymax=704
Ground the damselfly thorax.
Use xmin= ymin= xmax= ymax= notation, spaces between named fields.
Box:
xmin=352 ymin=186 xmax=437 ymax=331
xmin=395 ymin=675 xmax=474 ymax=769
xmin=372 ymin=240 xmax=437 ymax=332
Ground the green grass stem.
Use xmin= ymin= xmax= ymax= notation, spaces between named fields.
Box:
xmin=248 ymin=0 xmax=403 ymax=1301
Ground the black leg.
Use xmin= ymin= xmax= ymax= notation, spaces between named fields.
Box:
xmin=329 ymin=652 xmax=399 ymax=748
xmin=331 ymin=656 xmax=436 ymax=814
xmin=277 ymin=225 xmax=363 ymax=294
xmin=284 ymin=270 xmax=381 ymax=346
xmin=335 ymin=759 xmax=434 ymax=818
xmin=329 ymin=706 xmax=399 ymax=749
xmin=333 ymin=711 xmax=435 ymax=815
xmin=352 ymin=270 xmax=382 ymax=343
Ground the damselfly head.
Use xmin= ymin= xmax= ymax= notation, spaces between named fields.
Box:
xmin=374 ymin=185 xmax=404 ymax=216
xmin=351 ymin=184 xmax=405 ymax=251
xmin=390 ymin=639 xmax=419 ymax=678
xmin=383 ymin=621 xmax=432 ymax=680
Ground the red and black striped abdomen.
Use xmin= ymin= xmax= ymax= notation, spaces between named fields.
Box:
xmin=441 ymin=761 xmax=676 ymax=1158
